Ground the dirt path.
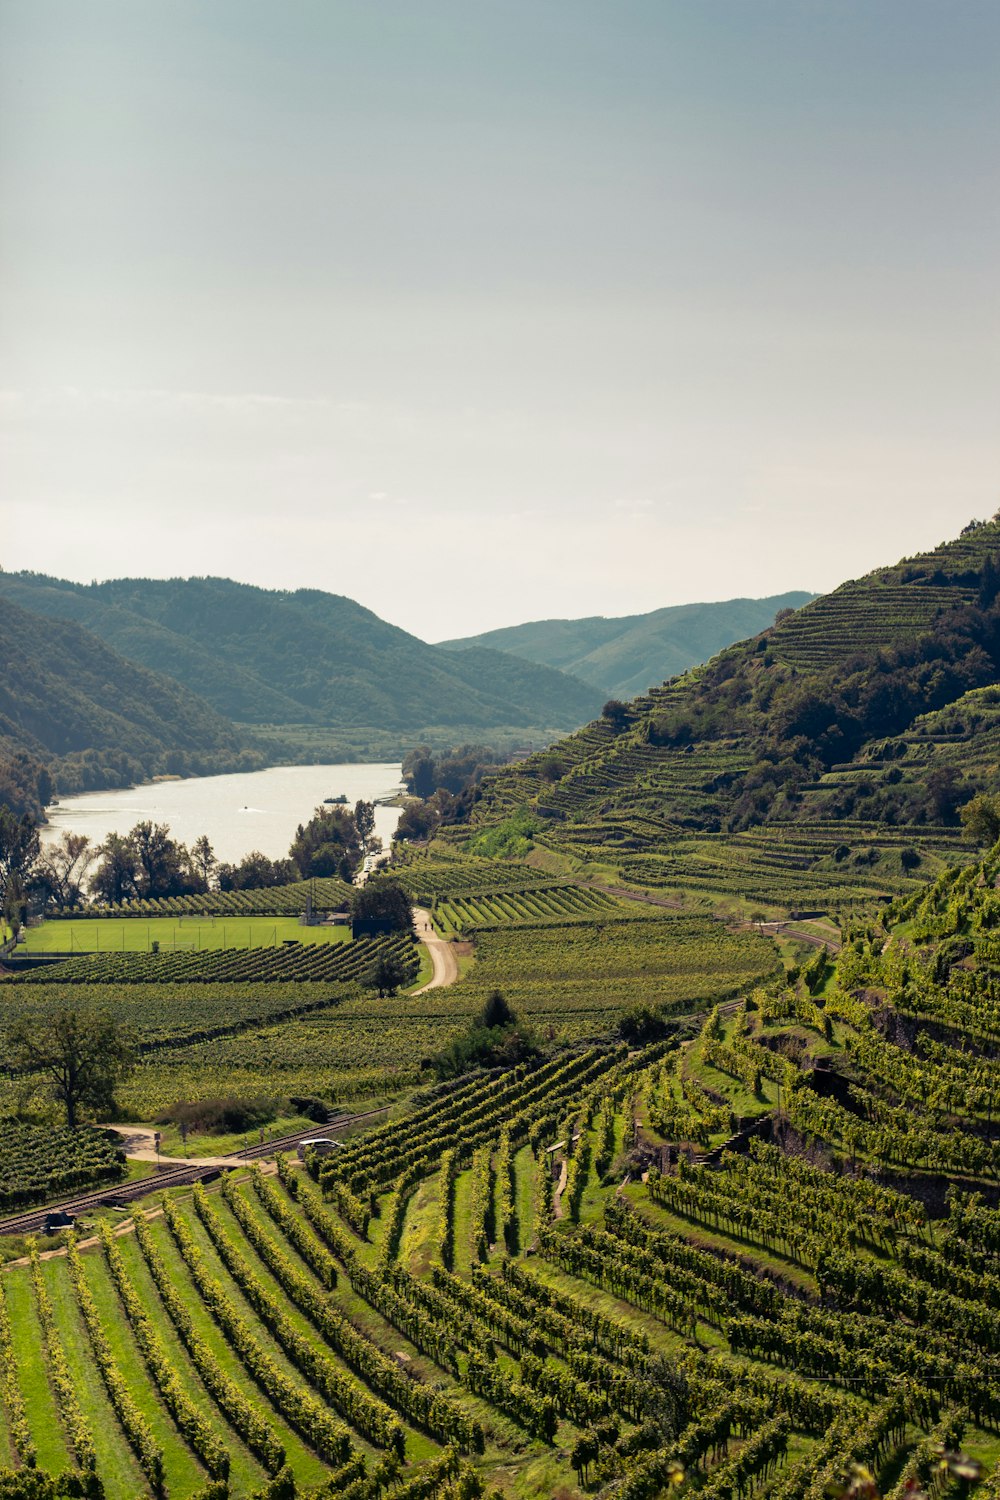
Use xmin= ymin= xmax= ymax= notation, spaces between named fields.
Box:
xmin=552 ymin=1157 xmax=569 ymax=1220
xmin=411 ymin=908 xmax=460 ymax=993
xmin=578 ymin=879 xmax=842 ymax=954
xmin=106 ymin=1127 xmax=252 ymax=1167
xmin=757 ymin=919 xmax=842 ymax=954
xmin=577 ymin=881 xmax=686 ymax=911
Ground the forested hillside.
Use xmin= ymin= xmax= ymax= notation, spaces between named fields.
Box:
xmin=0 ymin=595 xmax=257 ymax=818
xmin=0 ymin=574 xmax=602 ymax=734
xmin=462 ymin=518 xmax=1000 ymax=911
xmin=440 ymin=592 xmax=815 ymax=701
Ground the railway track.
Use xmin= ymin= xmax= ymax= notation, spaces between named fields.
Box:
xmin=0 ymin=1106 xmax=389 ymax=1238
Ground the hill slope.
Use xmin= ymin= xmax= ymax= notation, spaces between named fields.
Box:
xmin=0 ymin=595 xmax=255 ymax=817
xmin=440 ymin=591 xmax=816 ymax=700
xmin=461 ymin=518 xmax=1000 ymax=911
xmin=0 ymin=574 xmax=602 ymax=733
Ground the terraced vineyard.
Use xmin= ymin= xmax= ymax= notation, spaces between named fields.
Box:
xmin=394 ymin=857 xmax=561 ymax=903
xmin=10 ymin=521 xmax=1000 ymax=1500
xmin=7 ymin=834 xmax=1000 ymax=1496
xmin=463 ymin=521 xmax=1000 ymax=915
xmin=430 ymin=883 xmax=619 ymax=935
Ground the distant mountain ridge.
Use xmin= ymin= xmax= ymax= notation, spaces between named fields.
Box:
xmin=0 ymin=594 xmax=256 ymax=817
xmin=0 ymin=573 xmax=602 ymax=734
xmin=439 ymin=592 xmax=816 ymax=700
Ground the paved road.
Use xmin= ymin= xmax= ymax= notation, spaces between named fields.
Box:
xmin=411 ymin=908 xmax=460 ymax=993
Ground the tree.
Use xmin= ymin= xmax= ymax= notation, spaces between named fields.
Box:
xmin=926 ymin=766 xmax=963 ymax=822
xmin=402 ymin=747 xmax=437 ymax=799
xmin=351 ymin=878 xmax=414 ymax=932
xmin=618 ymin=1004 xmax=669 ymax=1044
xmin=0 ymin=805 xmax=40 ymax=907
xmin=289 ymin=806 xmax=362 ymax=881
xmin=363 ymin=951 xmax=410 ymax=997
xmin=131 ymin=820 xmax=186 ymax=898
xmin=354 ymin=800 xmax=376 ymax=856
xmin=217 ymin=850 xmax=297 ymax=891
xmin=190 ymin=834 xmax=217 ymax=889
xmin=90 ymin=831 xmax=139 ymax=906
xmin=7 ymin=1009 xmax=135 ymax=1127
xmin=602 ymin=700 xmax=630 ymax=732
xmin=479 ymin=989 xmax=515 ymax=1030
xmin=960 ymin=792 xmax=1000 ymax=848
xmin=536 ymin=752 xmax=562 ymax=783
xmin=32 ymin=832 xmax=95 ymax=910
xmin=394 ymin=801 xmax=440 ymax=842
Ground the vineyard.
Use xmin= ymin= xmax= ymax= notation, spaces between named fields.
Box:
xmin=0 ymin=1122 xmax=125 ymax=1211
xmin=7 ymin=796 xmax=1000 ymax=1493
xmin=460 ymin=522 xmax=1000 ymax=916
xmin=7 ymin=935 xmax=419 ymax=989
xmin=49 ymin=877 xmax=355 ymax=921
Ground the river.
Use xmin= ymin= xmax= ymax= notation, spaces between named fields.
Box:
xmin=39 ymin=763 xmax=404 ymax=865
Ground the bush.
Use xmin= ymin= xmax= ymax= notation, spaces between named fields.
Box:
xmin=158 ymin=1096 xmax=283 ymax=1135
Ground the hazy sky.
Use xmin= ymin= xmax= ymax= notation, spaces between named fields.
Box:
xmin=2 ymin=2 xmax=997 ymax=640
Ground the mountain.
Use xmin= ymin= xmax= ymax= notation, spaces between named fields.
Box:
xmin=0 ymin=595 xmax=256 ymax=818
xmin=460 ymin=518 xmax=1000 ymax=913
xmin=0 ymin=574 xmax=602 ymax=735
xmin=439 ymin=591 xmax=816 ymax=701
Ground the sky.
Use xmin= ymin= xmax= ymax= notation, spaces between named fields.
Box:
xmin=1 ymin=1 xmax=998 ymax=641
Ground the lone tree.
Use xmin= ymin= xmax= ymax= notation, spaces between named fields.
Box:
xmin=363 ymin=950 xmax=411 ymax=998
xmin=960 ymin=792 xmax=1000 ymax=849
xmin=602 ymin=699 xmax=631 ymax=732
xmin=479 ymin=989 xmax=516 ymax=1030
xmin=8 ymin=1009 xmax=135 ymax=1127
xmin=32 ymin=831 xmax=95 ymax=911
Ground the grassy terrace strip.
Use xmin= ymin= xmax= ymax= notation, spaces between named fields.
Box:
xmin=161 ymin=1195 xmax=355 ymax=1467
xmin=130 ymin=1210 xmax=287 ymax=1475
xmin=29 ymin=1243 xmax=99 ymax=1480
xmin=0 ymin=1274 xmax=35 ymax=1467
xmin=99 ymin=1220 xmax=232 ymax=1482
xmin=190 ymin=1180 xmax=407 ymax=1456
xmin=66 ymin=1235 xmax=165 ymax=1492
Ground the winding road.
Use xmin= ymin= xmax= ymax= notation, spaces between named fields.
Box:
xmin=412 ymin=908 xmax=460 ymax=993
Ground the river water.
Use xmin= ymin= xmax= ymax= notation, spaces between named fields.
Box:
xmin=39 ymin=763 xmax=404 ymax=865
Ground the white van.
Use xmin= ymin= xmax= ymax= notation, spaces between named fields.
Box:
xmin=297 ymin=1137 xmax=341 ymax=1160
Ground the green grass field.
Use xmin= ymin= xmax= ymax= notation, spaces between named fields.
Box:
xmin=21 ymin=916 xmax=352 ymax=954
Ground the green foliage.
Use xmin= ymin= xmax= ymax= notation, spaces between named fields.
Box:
xmin=466 ymin=808 xmax=541 ymax=860
xmin=350 ymin=877 xmax=414 ymax=932
xmin=959 ymin=790 xmax=1000 ymax=847
xmin=468 ymin=521 xmax=1000 ymax=910
xmin=0 ymin=592 xmax=255 ymax=804
xmin=6 ymin=1008 xmax=135 ymax=1127
xmin=0 ymin=572 xmax=601 ymax=732
xmin=441 ymin=591 xmax=815 ymax=701
xmin=290 ymin=805 xmax=362 ymax=881
xmin=0 ymin=1122 xmax=125 ymax=1211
